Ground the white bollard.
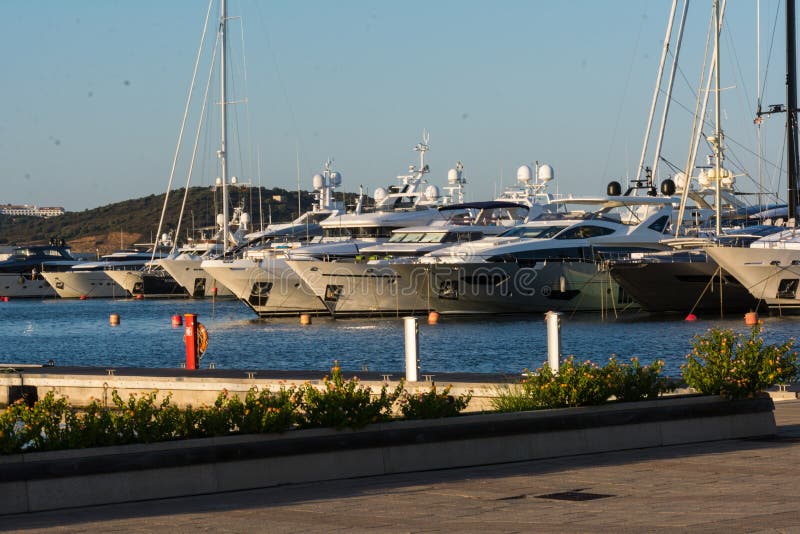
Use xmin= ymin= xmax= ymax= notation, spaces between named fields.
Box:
xmin=545 ymin=311 xmax=562 ymax=372
xmin=404 ymin=316 xmax=419 ymax=382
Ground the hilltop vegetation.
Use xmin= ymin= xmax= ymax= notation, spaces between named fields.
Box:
xmin=0 ymin=187 xmax=358 ymax=253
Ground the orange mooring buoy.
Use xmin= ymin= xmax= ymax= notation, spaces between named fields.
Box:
xmin=745 ymin=311 xmax=759 ymax=326
xmin=685 ymin=313 xmax=698 ymax=321
xmin=428 ymin=311 xmax=440 ymax=325
xmin=300 ymin=313 xmax=312 ymax=325
xmin=80 ymin=294 xmax=87 ymax=300
xmin=171 ymin=314 xmax=183 ymax=327
xmin=109 ymin=313 xmax=120 ymax=326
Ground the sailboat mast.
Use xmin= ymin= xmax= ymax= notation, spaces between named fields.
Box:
xmin=219 ymin=0 xmax=230 ymax=251
xmin=787 ymin=0 xmax=799 ymax=222
xmin=714 ymin=0 xmax=723 ymax=236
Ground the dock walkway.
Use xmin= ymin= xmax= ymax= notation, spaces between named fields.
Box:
xmin=2 ymin=399 xmax=799 ymax=532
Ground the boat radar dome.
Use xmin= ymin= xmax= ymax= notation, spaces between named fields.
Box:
xmin=607 ymin=181 xmax=622 ymax=196
xmin=231 ymin=176 xmax=238 ymax=185
xmin=239 ymin=212 xmax=250 ymax=227
xmin=537 ymin=164 xmax=554 ymax=183
xmin=698 ymin=170 xmax=712 ymax=189
xmin=374 ymin=187 xmax=387 ymax=203
xmin=216 ymin=213 xmax=225 ymax=227
xmin=330 ymin=171 xmax=342 ymax=187
xmin=447 ymin=168 xmax=462 ymax=184
xmin=673 ymin=171 xmax=688 ymax=190
xmin=425 ymin=184 xmax=440 ymax=201
xmin=516 ymin=165 xmax=532 ymax=183
xmin=312 ymin=173 xmax=325 ymax=190
xmin=161 ymin=233 xmax=170 ymax=245
xmin=215 ymin=177 xmax=222 ymax=186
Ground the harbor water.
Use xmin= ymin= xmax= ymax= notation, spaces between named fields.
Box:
xmin=1 ymin=298 xmax=798 ymax=377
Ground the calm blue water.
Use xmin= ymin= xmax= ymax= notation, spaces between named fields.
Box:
xmin=0 ymin=298 xmax=797 ymax=377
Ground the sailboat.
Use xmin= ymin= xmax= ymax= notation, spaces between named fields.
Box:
xmin=608 ymin=0 xmax=785 ymax=315
xmin=108 ymin=0 xmax=254 ymax=299
xmin=706 ymin=0 xmax=800 ymax=313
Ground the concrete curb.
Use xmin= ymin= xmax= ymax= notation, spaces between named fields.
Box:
xmin=0 ymin=395 xmax=776 ymax=515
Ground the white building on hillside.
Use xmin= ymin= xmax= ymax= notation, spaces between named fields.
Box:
xmin=0 ymin=204 xmax=65 ymax=217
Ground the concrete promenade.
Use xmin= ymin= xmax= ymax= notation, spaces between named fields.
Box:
xmin=2 ymin=399 xmax=799 ymax=533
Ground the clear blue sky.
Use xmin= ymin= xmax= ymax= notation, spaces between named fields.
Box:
xmin=0 ymin=1 xmax=790 ymax=211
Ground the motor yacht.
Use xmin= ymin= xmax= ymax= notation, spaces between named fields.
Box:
xmin=379 ymin=196 xmax=675 ymax=316
xmin=0 ymin=242 xmax=81 ymax=298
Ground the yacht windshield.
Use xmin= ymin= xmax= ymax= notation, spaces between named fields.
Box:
xmin=418 ymin=232 xmax=447 ymax=243
xmin=388 ymin=233 xmax=409 ymax=243
xmin=499 ymin=225 xmax=568 ymax=239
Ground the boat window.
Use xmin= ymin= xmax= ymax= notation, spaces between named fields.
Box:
xmin=418 ymin=232 xmax=447 ymax=243
xmin=323 ymin=227 xmax=353 ymax=239
xmin=401 ymin=233 xmax=427 ymax=243
xmin=486 ymin=247 xmax=588 ymax=264
xmin=461 ymin=232 xmax=484 ymax=242
xmin=351 ymin=227 xmax=394 ymax=239
xmin=648 ymin=215 xmax=670 ymax=233
xmin=556 ymin=225 xmax=615 ymax=240
xmin=498 ymin=225 xmax=567 ymax=239
xmin=388 ymin=233 xmax=409 ymax=243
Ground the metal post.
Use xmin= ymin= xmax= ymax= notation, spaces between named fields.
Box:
xmin=545 ymin=311 xmax=562 ymax=372
xmin=404 ymin=316 xmax=419 ymax=382
xmin=184 ymin=313 xmax=198 ymax=370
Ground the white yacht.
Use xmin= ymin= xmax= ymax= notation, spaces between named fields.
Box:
xmin=705 ymin=227 xmax=800 ymax=312
xmin=161 ymin=162 xmax=344 ymax=298
xmin=378 ymin=196 xmax=675 ymax=316
xmin=202 ymin=133 xmax=454 ymax=317
xmin=285 ymin=163 xmax=559 ymax=316
xmin=41 ymin=250 xmax=164 ymax=299
xmin=0 ymin=242 xmax=81 ymax=298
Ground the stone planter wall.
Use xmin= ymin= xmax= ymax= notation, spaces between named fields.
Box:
xmin=0 ymin=395 xmax=776 ymax=515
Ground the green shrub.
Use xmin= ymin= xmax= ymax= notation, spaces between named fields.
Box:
xmin=682 ymin=325 xmax=798 ymax=399
xmin=492 ymin=356 xmax=670 ymax=412
xmin=235 ymin=386 xmax=301 ymax=434
xmin=609 ymin=357 xmax=669 ymax=402
xmin=299 ymin=367 xmax=401 ymax=429
xmin=398 ymin=383 xmax=472 ymax=419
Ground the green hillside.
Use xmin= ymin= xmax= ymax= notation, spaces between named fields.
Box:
xmin=0 ymin=186 xmax=359 ymax=253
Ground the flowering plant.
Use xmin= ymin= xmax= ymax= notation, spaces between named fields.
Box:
xmin=682 ymin=325 xmax=797 ymax=399
xmin=299 ymin=366 xmax=402 ymax=429
xmin=492 ymin=356 xmax=670 ymax=412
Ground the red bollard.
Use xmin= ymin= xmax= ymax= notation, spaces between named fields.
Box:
xmin=184 ymin=313 xmax=198 ymax=370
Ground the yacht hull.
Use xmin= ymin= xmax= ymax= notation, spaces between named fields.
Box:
xmin=0 ymin=273 xmax=57 ymax=298
xmin=290 ymin=260 xmax=639 ymax=317
xmin=706 ymin=247 xmax=800 ymax=312
xmin=40 ymin=271 xmax=127 ymax=299
xmin=202 ymin=257 xmax=327 ymax=317
xmin=287 ymin=260 xmax=431 ymax=317
xmin=609 ymin=257 xmax=761 ymax=314
xmin=157 ymin=258 xmax=234 ymax=298
xmin=105 ymin=270 xmax=187 ymax=299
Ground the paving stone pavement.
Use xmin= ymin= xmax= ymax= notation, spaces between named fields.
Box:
xmin=3 ymin=400 xmax=800 ymax=533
